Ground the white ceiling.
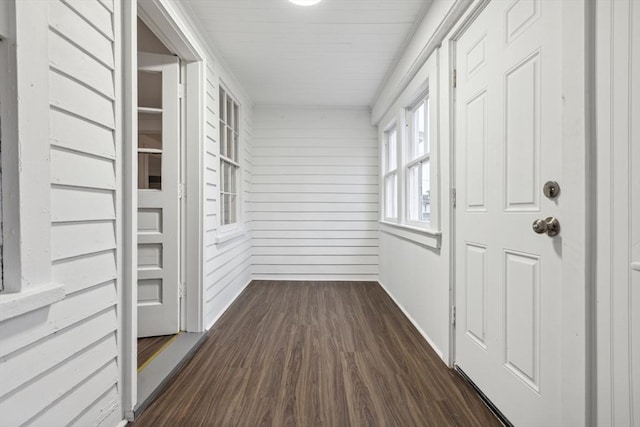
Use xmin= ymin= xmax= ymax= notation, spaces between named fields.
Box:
xmin=183 ymin=0 xmax=430 ymax=107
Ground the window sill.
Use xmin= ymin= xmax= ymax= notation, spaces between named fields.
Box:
xmin=379 ymin=220 xmax=442 ymax=249
xmin=215 ymin=228 xmax=246 ymax=245
xmin=0 ymin=283 xmax=65 ymax=322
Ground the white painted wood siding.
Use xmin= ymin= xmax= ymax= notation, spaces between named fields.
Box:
xmin=251 ymin=107 xmax=379 ymax=281
xmin=0 ymin=1 xmax=121 ymax=425
xmin=203 ymin=65 xmax=253 ymax=328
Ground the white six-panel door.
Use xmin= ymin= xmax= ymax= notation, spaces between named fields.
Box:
xmin=137 ymin=52 xmax=180 ymax=337
xmin=454 ymin=0 xmax=563 ymax=425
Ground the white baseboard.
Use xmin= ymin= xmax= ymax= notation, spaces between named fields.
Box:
xmin=377 ymin=280 xmax=447 ymax=364
xmin=206 ymin=278 xmax=253 ymax=331
xmin=251 ymin=276 xmax=380 ymax=282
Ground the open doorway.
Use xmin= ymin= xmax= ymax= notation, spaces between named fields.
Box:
xmin=136 ymin=17 xmax=181 ymax=370
xmin=122 ymin=3 xmax=206 ymax=419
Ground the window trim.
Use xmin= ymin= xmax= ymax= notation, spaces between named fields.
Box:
xmin=217 ymin=82 xmax=243 ymax=238
xmin=377 ymin=52 xmax=440 ymax=249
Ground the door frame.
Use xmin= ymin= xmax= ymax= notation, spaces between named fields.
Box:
xmin=447 ymin=0 xmax=594 ymax=424
xmin=120 ymin=0 xmax=206 ymax=419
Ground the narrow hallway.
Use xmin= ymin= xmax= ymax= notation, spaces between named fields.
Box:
xmin=132 ymin=281 xmax=500 ymax=426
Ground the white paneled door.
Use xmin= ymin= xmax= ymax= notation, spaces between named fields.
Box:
xmin=454 ymin=0 xmax=563 ymax=425
xmin=137 ymin=53 xmax=180 ymax=337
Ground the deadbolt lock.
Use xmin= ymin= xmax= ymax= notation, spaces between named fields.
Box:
xmin=532 ymin=217 xmax=560 ymax=237
xmin=543 ymin=181 xmax=560 ymax=199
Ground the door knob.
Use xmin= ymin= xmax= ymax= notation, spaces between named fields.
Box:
xmin=532 ymin=217 xmax=560 ymax=237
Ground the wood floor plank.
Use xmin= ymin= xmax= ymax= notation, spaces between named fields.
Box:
xmin=132 ymin=281 xmax=501 ymax=426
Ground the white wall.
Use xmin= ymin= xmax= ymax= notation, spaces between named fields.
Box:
xmin=251 ymin=107 xmax=379 ymax=281
xmin=0 ymin=1 xmax=122 ymax=425
xmin=372 ymin=0 xmax=467 ymax=363
xmin=596 ymin=0 xmax=640 ymax=424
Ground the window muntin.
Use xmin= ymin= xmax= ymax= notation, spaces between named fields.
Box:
xmin=406 ymin=96 xmax=430 ymax=223
xmin=219 ymin=86 xmax=240 ymax=227
xmin=383 ymin=127 xmax=398 ymax=220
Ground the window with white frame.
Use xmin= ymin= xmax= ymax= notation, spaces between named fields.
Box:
xmin=378 ymin=55 xmax=439 ymax=248
xmin=219 ymin=86 xmax=240 ymax=227
xmin=406 ymin=96 xmax=430 ymax=224
xmin=383 ymin=126 xmax=398 ymax=219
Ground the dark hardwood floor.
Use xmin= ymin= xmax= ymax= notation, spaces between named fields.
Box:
xmin=138 ymin=334 xmax=177 ymax=370
xmin=133 ymin=281 xmax=501 ymax=426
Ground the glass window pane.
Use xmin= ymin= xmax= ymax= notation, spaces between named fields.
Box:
xmin=139 ymin=112 xmax=162 ymax=135
xmin=385 ymin=174 xmax=397 ymax=219
xmin=421 ymin=161 xmax=431 ymax=222
xmin=231 ymin=165 xmax=237 ymax=193
xmin=414 ymin=101 xmax=425 ymax=158
xmin=219 ymin=88 xmax=225 ymax=122
xmin=222 ymin=194 xmax=230 ymax=225
xmin=384 ymin=141 xmax=389 ymax=173
xmin=424 ymin=97 xmax=430 ymax=154
xmin=138 ymin=71 xmax=162 ymax=109
xmin=226 ymin=97 xmax=233 ymax=126
xmin=229 ymin=194 xmax=237 ymax=224
xmin=138 ymin=132 xmax=162 ymax=150
xmin=385 ymin=177 xmax=391 ymax=218
xmin=221 ymin=163 xmax=228 ymax=193
xmin=138 ymin=153 xmax=162 ymax=190
xmin=220 ymin=122 xmax=227 ymax=158
xmin=234 ymin=104 xmax=240 ymax=133
xmin=227 ymin=127 xmax=234 ymax=160
xmin=408 ymin=165 xmax=420 ymax=221
xmin=227 ymin=164 xmax=236 ymax=194
xmin=388 ymin=130 xmax=397 ymax=171
xmin=234 ymin=132 xmax=239 ymax=163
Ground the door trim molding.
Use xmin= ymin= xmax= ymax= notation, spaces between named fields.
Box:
xmin=121 ymin=0 xmax=207 ymax=418
xmin=560 ymin=1 xmax=592 ymax=425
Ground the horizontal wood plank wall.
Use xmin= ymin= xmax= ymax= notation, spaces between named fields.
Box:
xmin=251 ymin=107 xmax=379 ymax=281
xmin=0 ymin=1 xmax=121 ymax=426
xmin=203 ymin=65 xmax=253 ymax=328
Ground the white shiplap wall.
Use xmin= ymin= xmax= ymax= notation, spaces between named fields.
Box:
xmin=0 ymin=1 xmax=121 ymax=426
xmin=251 ymin=107 xmax=379 ymax=281
xmin=203 ymin=65 xmax=253 ymax=328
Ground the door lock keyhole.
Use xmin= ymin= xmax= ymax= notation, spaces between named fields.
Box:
xmin=543 ymin=181 xmax=560 ymax=199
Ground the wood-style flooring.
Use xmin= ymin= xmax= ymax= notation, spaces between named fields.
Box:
xmin=138 ymin=334 xmax=176 ymax=370
xmin=133 ymin=281 xmax=501 ymax=426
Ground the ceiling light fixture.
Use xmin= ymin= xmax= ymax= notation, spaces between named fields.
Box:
xmin=288 ymin=0 xmax=322 ymax=6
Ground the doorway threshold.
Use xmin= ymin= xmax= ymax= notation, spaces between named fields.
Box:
xmin=134 ymin=331 xmax=208 ymax=419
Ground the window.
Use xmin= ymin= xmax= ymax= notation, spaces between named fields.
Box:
xmin=377 ymin=55 xmax=439 ymax=248
xmin=383 ymin=126 xmax=398 ymax=219
xmin=219 ymin=86 xmax=240 ymax=227
xmin=406 ymin=96 xmax=430 ymax=224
